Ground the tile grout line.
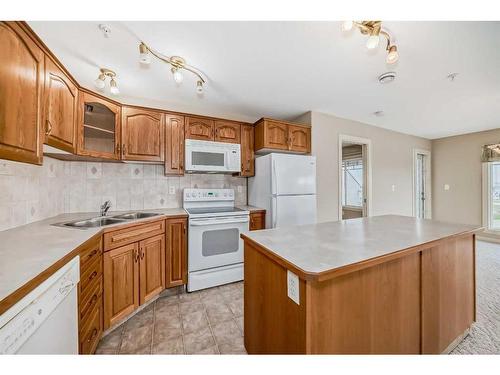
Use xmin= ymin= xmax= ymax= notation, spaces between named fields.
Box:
xmin=117 ymin=321 xmax=126 ymax=354
xmin=150 ymin=300 xmax=157 ymax=354
xmin=178 ymin=300 xmax=187 ymax=355
xmin=201 ymin=294 xmax=221 ymax=354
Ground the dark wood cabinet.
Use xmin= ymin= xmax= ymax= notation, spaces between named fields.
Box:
xmin=185 ymin=116 xmax=214 ymax=141
xmin=215 ymin=120 xmax=241 ymax=144
xmin=164 ymin=114 xmax=185 ymax=176
xmin=77 ymin=91 xmax=121 ymax=160
xmin=240 ymin=124 xmax=255 ymax=177
xmin=139 ymin=234 xmax=165 ymax=305
xmin=250 ymin=211 xmax=266 ymax=231
xmin=165 ymin=218 xmax=188 ymax=288
xmin=254 ymin=118 xmax=311 ymax=154
xmin=0 ymin=21 xmax=44 ymax=165
xmin=43 ymin=56 xmax=78 ymax=153
xmin=121 ymin=106 xmax=164 ymax=162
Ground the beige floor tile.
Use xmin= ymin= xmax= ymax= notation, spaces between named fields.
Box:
xmin=188 ymin=346 xmax=219 ymax=354
xmin=201 ymin=292 xmax=227 ymax=307
xmin=181 ymin=310 xmax=209 ymax=334
xmin=178 ymin=291 xmax=201 ymax=303
xmin=211 ymin=320 xmax=242 ymax=345
xmin=125 ymin=306 xmax=154 ymax=331
xmin=120 ymin=325 xmax=152 ymax=354
xmin=153 ymin=336 xmax=184 ymax=354
xmin=226 ymin=297 xmax=244 ymax=317
xmin=95 ymin=326 xmax=123 ymax=354
xmin=180 ymin=300 xmax=205 ymax=315
xmin=183 ymin=327 xmax=216 ymax=354
xmin=235 ymin=316 xmax=244 ymax=335
xmin=156 ymin=294 xmax=180 ymax=308
xmin=154 ymin=318 xmax=182 ymax=343
xmin=205 ymin=303 xmax=234 ymax=326
xmin=218 ymin=336 xmax=247 ymax=354
xmin=155 ymin=302 xmax=180 ymax=320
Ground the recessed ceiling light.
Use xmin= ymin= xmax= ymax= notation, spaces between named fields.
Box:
xmin=447 ymin=72 xmax=459 ymax=82
xmin=378 ymin=72 xmax=396 ymax=84
xmin=98 ymin=24 xmax=111 ymax=38
xmin=373 ymin=111 xmax=385 ymax=117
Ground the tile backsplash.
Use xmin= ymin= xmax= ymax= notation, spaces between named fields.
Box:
xmin=0 ymin=158 xmax=247 ymax=232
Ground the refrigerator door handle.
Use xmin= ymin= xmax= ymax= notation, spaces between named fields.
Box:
xmin=272 ymin=159 xmax=278 ymax=195
xmin=272 ymin=196 xmax=278 ymax=228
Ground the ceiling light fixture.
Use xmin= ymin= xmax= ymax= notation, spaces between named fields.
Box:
xmin=342 ymin=21 xmax=399 ymax=64
xmin=447 ymin=72 xmax=459 ymax=82
xmin=137 ymin=42 xmax=206 ymax=94
xmin=94 ymin=68 xmax=119 ymax=95
xmin=378 ymin=71 xmax=396 ymax=84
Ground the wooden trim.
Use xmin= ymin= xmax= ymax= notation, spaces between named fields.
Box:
xmin=254 ymin=117 xmax=311 ymax=128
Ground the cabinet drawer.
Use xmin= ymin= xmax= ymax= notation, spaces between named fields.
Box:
xmin=79 ymin=302 xmax=102 ymax=355
xmin=80 ymin=237 xmax=102 ymax=270
xmin=80 ymin=254 xmax=102 ymax=294
xmin=250 ymin=212 xmax=265 ymax=231
xmin=103 ymin=220 xmax=165 ymax=251
xmin=80 ymin=275 xmax=103 ymax=324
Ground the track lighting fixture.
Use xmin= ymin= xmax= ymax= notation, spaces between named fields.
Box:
xmin=137 ymin=42 xmax=206 ymax=94
xmin=342 ymin=21 xmax=399 ymax=64
xmin=94 ymin=68 xmax=119 ymax=95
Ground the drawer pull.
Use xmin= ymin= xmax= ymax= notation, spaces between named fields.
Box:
xmin=89 ymin=271 xmax=98 ymax=281
xmin=87 ymin=294 xmax=98 ymax=308
xmin=87 ymin=328 xmax=98 ymax=343
xmin=86 ymin=249 xmax=98 ymax=260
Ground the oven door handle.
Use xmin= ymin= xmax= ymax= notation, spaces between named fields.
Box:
xmin=190 ymin=218 xmax=250 ymax=226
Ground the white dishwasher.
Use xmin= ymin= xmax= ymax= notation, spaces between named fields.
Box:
xmin=0 ymin=256 xmax=80 ymax=354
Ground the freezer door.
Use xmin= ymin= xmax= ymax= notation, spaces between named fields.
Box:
xmin=271 ymin=154 xmax=316 ymax=195
xmin=271 ymin=195 xmax=317 ymax=228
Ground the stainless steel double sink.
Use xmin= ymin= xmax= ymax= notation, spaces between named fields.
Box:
xmin=54 ymin=212 xmax=161 ymax=229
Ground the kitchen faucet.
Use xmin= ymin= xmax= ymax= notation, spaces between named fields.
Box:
xmin=100 ymin=200 xmax=112 ymax=216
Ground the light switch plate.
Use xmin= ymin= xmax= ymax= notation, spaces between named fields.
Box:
xmin=391 ymin=184 xmax=396 ymax=192
xmin=444 ymin=184 xmax=450 ymax=191
xmin=287 ymin=270 xmax=300 ymax=305
xmin=169 ymin=186 xmax=176 ymax=195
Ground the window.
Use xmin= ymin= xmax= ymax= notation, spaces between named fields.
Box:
xmin=342 ymin=158 xmax=363 ymax=207
xmin=488 ymin=162 xmax=500 ymax=231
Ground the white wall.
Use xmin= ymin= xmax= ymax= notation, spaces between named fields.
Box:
xmin=0 ymin=158 xmax=247 ymax=232
xmin=298 ymin=111 xmax=431 ymax=223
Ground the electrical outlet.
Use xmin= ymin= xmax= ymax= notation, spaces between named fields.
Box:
xmin=237 ymin=186 xmax=243 ymax=193
xmin=287 ymin=270 xmax=300 ymax=305
xmin=444 ymin=184 xmax=450 ymax=191
xmin=169 ymin=186 xmax=176 ymax=195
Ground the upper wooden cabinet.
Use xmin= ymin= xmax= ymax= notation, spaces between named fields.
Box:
xmin=165 ymin=218 xmax=187 ymax=288
xmin=164 ymin=114 xmax=185 ymax=176
xmin=254 ymin=118 xmax=311 ymax=154
xmin=240 ymin=124 xmax=255 ymax=177
xmin=215 ymin=120 xmax=241 ymax=144
xmin=185 ymin=116 xmax=214 ymax=141
xmin=77 ymin=91 xmax=121 ymax=160
xmin=43 ymin=57 xmax=78 ymax=153
xmin=121 ymin=107 xmax=164 ymax=162
xmin=0 ymin=22 xmax=44 ymax=165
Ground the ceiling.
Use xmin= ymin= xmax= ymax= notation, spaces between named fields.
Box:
xmin=29 ymin=21 xmax=500 ymax=139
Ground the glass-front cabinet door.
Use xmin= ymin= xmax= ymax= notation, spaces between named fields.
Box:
xmin=77 ymin=91 xmax=121 ymax=159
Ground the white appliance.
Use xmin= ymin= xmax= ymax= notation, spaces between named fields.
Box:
xmin=249 ymin=153 xmax=317 ymax=228
xmin=0 ymin=256 xmax=80 ymax=354
xmin=184 ymin=188 xmax=249 ymax=292
xmin=185 ymin=139 xmax=241 ymax=173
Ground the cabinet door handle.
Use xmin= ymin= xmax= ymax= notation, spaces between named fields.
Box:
xmin=122 ymin=144 xmax=126 ymax=154
xmin=89 ymin=271 xmax=98 ymax=281
xmin=87 ymin=328 xmax=98 ymax=343
xmin=45 ymin=120 xmax=53 ymax=135
xmin=140 ymin=248 xmax=145 ymax=260
xmin=88 ymin=294 xmax=98 ymax=308
xmin=116 ymin=143 xmax=121 ymax=154
xmin=134 ymin=249 xmax=139 ymax=263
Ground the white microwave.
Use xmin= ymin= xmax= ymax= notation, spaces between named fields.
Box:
xmin=185 ymin=139 xmax=241 ymax=173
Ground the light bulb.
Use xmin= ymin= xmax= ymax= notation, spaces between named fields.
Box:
xmin=94 ymin=74 xmax=106 ymax=89
xmin=341 ymin=21 xmax=353 ymax=32
xmin=366 ymin=34 xmax=380 ymax=49
xmin=109 ymin=78 xmax=119 ymax=95
xmin=139 ymin=43 xmax=151 ymax=65
xmin=172 ymin=68 xmax=183 ymax=84
xmin=196 ymin=80 xmax=203 ymax=95
xmin=386 ymin=45 xmax=399 ymax=64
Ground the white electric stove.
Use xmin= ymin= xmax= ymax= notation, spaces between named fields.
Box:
xmin=184 ymin=188 xmax=249 ymax=292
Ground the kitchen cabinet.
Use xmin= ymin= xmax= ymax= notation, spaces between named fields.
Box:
xmin=254 ymin=118 xmax=311 ymax=154
xmin=0 ymin=21 xmax=44 ymax=165
xmin=43 ymin=56 xmax=78 ymax=153
xmin=164 ymin=114 xmax=185 ymax=176
xmin=165 ymin=218 xmax=188 ymax=288
xmin=77 ymin=91 xmax=121 ymax=160
xmin=121 ymin=106 xmax=164 ymax=162
xmin=215 ymin=120 xmax=241 ymax=144
xmin=249 ymin=211 xmax=266 ymax=231
xmin=139 ymin=234 xmax=165 ymax=305
xmin=185 ymin=116 xmax=214 ymax=141
xmin=240 ymin=124 xmax=255 ymax=177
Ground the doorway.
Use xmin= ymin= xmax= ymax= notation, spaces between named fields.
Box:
xmin=338 ymin=135 xmax=372 ymax=220
xmin=482 ymin=162 xmax=500 ymax=232
xmin=413 ymin=149 xmax=432 ymax=219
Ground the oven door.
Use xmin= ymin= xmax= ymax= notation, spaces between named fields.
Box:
xmin=188 ymin=215 xmax=249 ymax=272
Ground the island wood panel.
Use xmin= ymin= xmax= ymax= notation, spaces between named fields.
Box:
xmin=421 ymin=234 xmax=475 ymax=354
xmin=244 ymin=242 xmax=307 ymax=354
xmin=103 ymin=242 xmax=139 ymax=329
xmin=165 ymin=218 xmax=188 ymax=288
xmin=214 ymin=120 xmax=241 ymax=143
xmin=0 ymin=21 xmax=44 ymax=165
xmin=139 ymin=234 xmax=165 ymax=304
xmin=43 ymin=56 xmax=78 ymax=153
xmin=185 ymin=116 xmax=214 ymax=141
xmin=249 ymin=211 xmax=265 ymax=231
xmin=164 ymin=114 xmax=185 ymax=175
xmin=306 ymin=253 xmax=421 ymax=354
xmin=121 ymin=107 xmax=164 ymax=162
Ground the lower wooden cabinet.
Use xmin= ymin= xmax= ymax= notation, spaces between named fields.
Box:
xmin=250 ymin=211 xmax=266 ymax=231
xmin=166 ymin=218 xmax=188 ymax=288
xmin=139 ymin=234 xmax=166 ymax=305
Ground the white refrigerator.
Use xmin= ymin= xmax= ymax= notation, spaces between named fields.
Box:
xmin=248 ymin=153 xmax=317 ymax=228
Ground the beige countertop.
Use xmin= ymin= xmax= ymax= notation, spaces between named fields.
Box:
xmin=241 ymin=215 xmax=481 ymax=277
xmin=236 ymin=205 xmax=265 ymax=212
xmin=0 ymin=208 xmax=187 ymax=313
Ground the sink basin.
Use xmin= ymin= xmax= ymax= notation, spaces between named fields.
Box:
xmin=111 ymin=212 xmax=161 ymax=220
xmin=59 ymin=217 xmax=126 ymax=229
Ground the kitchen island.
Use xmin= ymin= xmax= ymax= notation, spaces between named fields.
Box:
xmin=240 ymin=215 xmax=481 ymax=354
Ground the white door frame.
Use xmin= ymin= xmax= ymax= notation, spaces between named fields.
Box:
xmin=412 ymin=148 xmax=432 ymax=219
xmin=338 ymin=134 xmax=372 ymax=220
